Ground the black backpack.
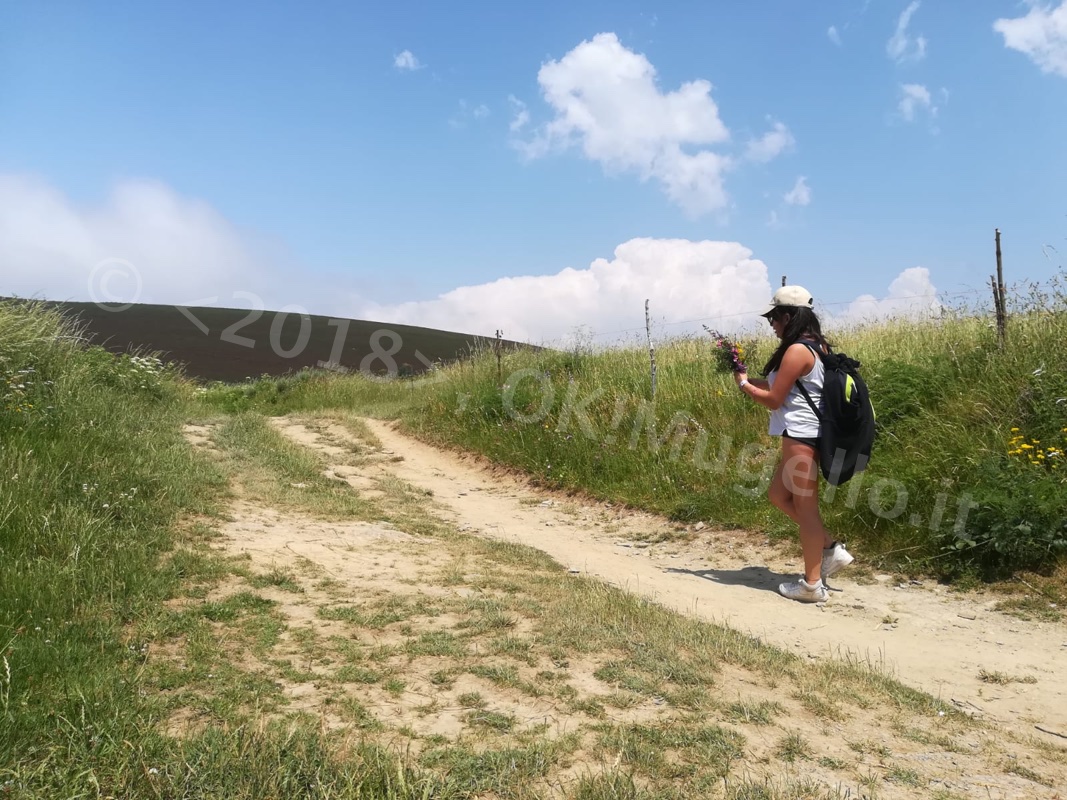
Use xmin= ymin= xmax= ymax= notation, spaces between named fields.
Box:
xmin=794 ymin=342 xmax=876 ymax=486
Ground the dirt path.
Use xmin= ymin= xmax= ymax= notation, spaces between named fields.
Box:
xmin=352 ymin=418 xmax=1067 ymax=746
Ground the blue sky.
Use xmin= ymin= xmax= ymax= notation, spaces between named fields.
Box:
xmin=2 ymin=0 xmax=1066 ymax=342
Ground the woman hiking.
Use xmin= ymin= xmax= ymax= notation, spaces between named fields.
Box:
xmin=732 ymin=285 xmax=854 ymax=603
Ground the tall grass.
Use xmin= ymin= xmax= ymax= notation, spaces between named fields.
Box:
xmin=0 ymin=301 xmax=204 ymax=788
xmin=203 ymin=275 xmax=1067 ymax=579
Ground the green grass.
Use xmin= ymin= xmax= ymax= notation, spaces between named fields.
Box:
xmin=885 ymin=764 xmax=923 ymax=786
xmin=248 ymin=566 xmax=304 ymax=593
xmin=774 ymin=731 xmax=811 ymax=763
xmin=726 ymin=698 xmax=785 ymax=726
xmin=594 ymin=722 xmax=745 ymax=780
xmin=0 ymin=302 xmax=226 ymax=789
xmin=1005 ymin=761 xmax=1053 ymax=787
xmin=419 ymin=738 xmax=576 ymax=796
xmin=212 ymin=412 xmax=376 ymax=518
xmin=978 ymin=668 xmax=1038 ymax=685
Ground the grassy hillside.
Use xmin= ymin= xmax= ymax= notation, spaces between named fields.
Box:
xmin=201 ymin=278 xmax=1067 ymax=580
xmin=0 ymin=301 xmax=213 ymax=791
xmin=19 ymin=299 xmax=526 ymax=382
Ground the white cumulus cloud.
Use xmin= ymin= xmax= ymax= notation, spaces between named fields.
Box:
xmin=0 ymin=174 xmax=336 ymax=314
xmin=887 ymin=1 xmax=927 ymax=63
xmin=744 ymin=120 xmax=795 ymax=164
xmin=360 ymin=248 xmax=945 ymax=345
xmin=358 ymin=238 xmax=773 ymax=343
xmin=513 ymin=33 xmax=790 ymax=217
xmin=507 ymin=95 xmax=530 ymax=132
xmin=783 ymin=176 xmax=812 ymax=207
xmin=2 ymin=174 xmax=943 ymax=350
xmin=449 ymin=100 xmax=491 ymax=129
xmin=994 ymin=1 xmax=1067 ymax=78
xmin=831 ymin=267 xmax=941 ymax=324
xmin=394 ymin=50 xmax=421 ymax=71
xmin=897 ymin=83 xmax=935 ymax=121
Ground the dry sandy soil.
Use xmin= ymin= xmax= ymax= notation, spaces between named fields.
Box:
xmin=352 ymin=419 xmax=1067 ymax=741
xmin=181 ymin=414 xmax=1067 ymax=797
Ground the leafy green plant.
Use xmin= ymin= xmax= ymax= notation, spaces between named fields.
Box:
xmin=946 ymin=453 xmax=1067 ymax=576
xmin=864 ymin=359 xmax=946 ymax=431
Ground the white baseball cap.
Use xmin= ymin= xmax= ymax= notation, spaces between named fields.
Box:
xmin=761 ymin=285 xmax=814 ymax=317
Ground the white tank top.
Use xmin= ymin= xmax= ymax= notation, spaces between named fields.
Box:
xmin=767 ymin=343 xmax=824 ymax=438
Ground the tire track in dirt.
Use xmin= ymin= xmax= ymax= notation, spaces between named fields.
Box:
xmin=331 ymin=418 xmax=1067 ymax=748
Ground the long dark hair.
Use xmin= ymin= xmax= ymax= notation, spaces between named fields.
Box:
xmin=762 ymin=306 xmax=832 ymax=375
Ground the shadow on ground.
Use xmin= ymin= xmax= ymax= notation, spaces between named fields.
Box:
xmin=665 ymin=565 xmax=795 ymax=594
xmin=666 ymin=565 xmax=850 ymax=598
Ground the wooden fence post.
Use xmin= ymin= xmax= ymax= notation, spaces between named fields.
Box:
xmin=494 ymin=329 xmax=503 ymax=387
xmin=990 ymin=229 xmax=1007 ymax=348
xmin=645 ymin=299 xmax=657 ymax=400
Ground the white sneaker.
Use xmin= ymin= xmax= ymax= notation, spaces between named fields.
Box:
xmin=821 ymin=542 xmax=854 ymax=580
xmin=778 ymin=578 xmax=828 ymax=603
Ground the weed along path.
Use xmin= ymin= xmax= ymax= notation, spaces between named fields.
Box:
xmin=347 ymin=418 xmax=1067 ymax=743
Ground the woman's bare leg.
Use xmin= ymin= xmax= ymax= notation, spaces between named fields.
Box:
xmin=768 ymin=443 xmax=834 ymax=555
xmin=779 ymin=438 xmax=829 ymax=584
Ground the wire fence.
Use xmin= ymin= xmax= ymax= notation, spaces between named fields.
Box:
xmin=532 ymin=286 xmax=990 ymax=346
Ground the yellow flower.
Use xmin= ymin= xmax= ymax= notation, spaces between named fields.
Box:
xmin=1011 ymin=427 xmax=1020 ymax=432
